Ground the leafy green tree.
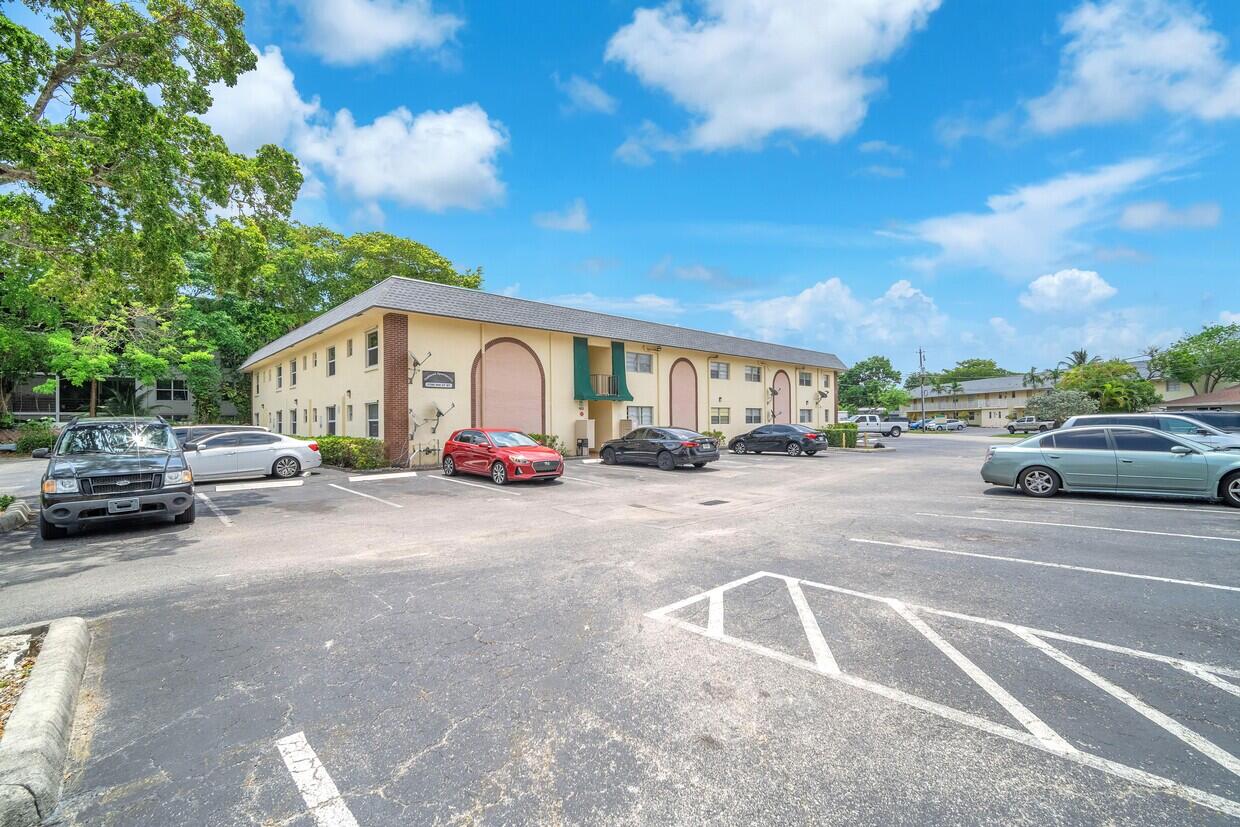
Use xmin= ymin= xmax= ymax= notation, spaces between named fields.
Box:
xmin=1024 ymin=389 xmax=1099 ymax=425
xmin=876 ymin=386 xmax=912 ymax=412
xmin=1022 ymin=366 xmax=1044 ymax=388
xmin=1060 ymin=360 xmax=1161 ymax=412
xmin=1151 ymin=324 xmax=1240 ymax=395
xmin=838 ymin=355 xmax=901 ymax=411
xmin=906 ymin=358 xmax=1011 ymax=390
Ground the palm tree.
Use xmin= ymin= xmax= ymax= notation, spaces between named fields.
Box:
xmin=1041 ymin=366 xmax=1063 ymax=385
xmin=947 ymin=381 xmax=963 ymax=405
xmin=1022 ymin=366 xmax=1044 ymax=388
xmin=1059 ymin=349 xmax=1100 ymax=370
xmin=1098 ymin=381 xmax=1133 ymax=412
xmin=931 ymin=380 xmax=946 ymax=395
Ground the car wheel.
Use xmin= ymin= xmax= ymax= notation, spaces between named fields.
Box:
xmin=490 ymin=461 xmax=508 ymax=485
xmin=442 ymin=455 xmax=457 ymax=476
xmin=1018 ymin=466 xmax=1060 ymax=498
xmin=732 ymin=439 xmax=747 ymax=454
xmin=1221 ymin=472 xmax=1240 ymax=508
xmin=889 ymin=426 xmax=902 ymax=437
xmin=785 ymin=441 xmax=802 ymax=457
xmin=1007 ymin=426 xmax=1016 ymax=434
xmin=175 ymin=499 xmax=197 ymax=524
xmin=656 ymin=451 xmax=676 ymax=471
xmin=1038 ymin=425 xmax=1048 ymax=431
xmin=601 ymin=447 xmax=617 ymax=465
xmin=273 ymin=456 xmax=301 ymax=478
xmin=39 ymin=513 xmax=67 ymax=540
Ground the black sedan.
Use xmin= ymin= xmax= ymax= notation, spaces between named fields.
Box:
xmin=728 ymin=424 xmax=824 ymax=456
xmin=599 ymin=427 xmax=721 ymax=470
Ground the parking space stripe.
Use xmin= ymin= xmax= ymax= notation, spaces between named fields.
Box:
xmin=275 ymin=731 xmax=360 ymax=827
xmin=425 ymin=474 xmax=520 ymax=495
xmin=781 ymin=576 xmax=840 ymax=674
xmin=915 ymin=512 xmax=1240 ymax=544
xmin=961 ymin=495 xmax=1239 ymax=517
xmin=195 ymin=493 xmax=232 ymax=527
xmin=707 ymin=589 xmax=724 ymax=638
xmin=1178 ymin=663 xmax=1240 ymax=699
xmin=214 ymin=479 xmax=304 ymax=492
xmin=327 ymin=483 xmax=402 ymax=508
xmin=1013 ymin=629 xmax=1240 ymax=777
xmin=850 ymin=538 xmax=1240 ymax=593
xmin=560 ymin=474 xmax=607 ymax=486
xmin=348 ymin=471 xmax=418 ymax=483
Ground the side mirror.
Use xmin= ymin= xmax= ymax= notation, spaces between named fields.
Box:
xmin=183 ymin=442 xmax=200 ymax=451
xmin=31 ymin=447 xmax=49 ymax=458
xmin=1170 ymin=445 xmax=1192 ymax=455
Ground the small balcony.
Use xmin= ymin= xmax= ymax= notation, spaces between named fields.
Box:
xmin=590 ymin=374 xmax=617 ymax=396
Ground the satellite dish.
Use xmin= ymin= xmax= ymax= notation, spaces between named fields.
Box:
xmin=768 ymin=386 xmax=779 ymax=396
xmin=815 ymin=390 xmax=830 ymax=401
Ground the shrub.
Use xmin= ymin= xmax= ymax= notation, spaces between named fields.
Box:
xmin=528 ymin=433 xmax=566 ymax=454
xmin=0 ymin=494 xmax=14 ymax=513
xmin=16 ymin=419 xmax=56 ymax=454
xmin=700 ymin=429 xmax=726 ymax=442
xmin=0 ymin=411 xmax=14 ymax=430
xmin=297 ymin=435 xmax=388 ymax=469
xmin=819 ymin=426 xmax=858 ymax=448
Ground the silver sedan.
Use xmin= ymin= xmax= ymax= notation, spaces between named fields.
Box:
xmin=184 ymin=431 xmax=322 ymax=481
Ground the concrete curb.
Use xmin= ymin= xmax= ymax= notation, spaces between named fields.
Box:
xmin=831 ymin=446 xmax=897 ymax=453
xmin=0 ymin=617 xmax=90 ymax=827
xmin=0 ymin=502 xmax=33 ymax=534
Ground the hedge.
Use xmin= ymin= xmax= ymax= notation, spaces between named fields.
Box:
xmin=819 ymin=424 xmax=858 ymax=448
xmin=296 ymin=435 xmax=389 ymax=469
xmin=16 ymin=419 xmax=57 ymax=454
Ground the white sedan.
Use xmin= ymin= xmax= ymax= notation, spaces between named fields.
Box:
xmin=184 ymin=431 xmax=322 ymax=481
xmin=928 ymin=419 xmax=968 ymax=431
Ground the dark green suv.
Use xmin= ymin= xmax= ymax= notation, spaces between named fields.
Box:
xmin=33 ymin=417 xmax=196 ymax=540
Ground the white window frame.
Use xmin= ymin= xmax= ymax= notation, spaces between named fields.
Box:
xmin=366 ymin=402 xmax=380 ymax=438
xmin=155 ymin=378 xmax=189 ymax=402
xmin=325 ymin=405 xmax=337 ymax=435
xmin=625 ymin=352 xmax=653 ymax=373
xmin=347 ymin=339 xmax=354 ymax=357
xmin=327 ymin=346 xmax=336 ymax=376
xmin=710 ymin=407 xmax=730 ymax=425
xmin=289 ymin=359 xmax=297 ymax=387
xmin=799 ymin=372 xmax=812 ymax=387
xmin=288 ymin=410 xmax=297 ymax=435
xmin=365 ymin=329 xmax=379 ymax=368
xmin=745 ymin=407 xmax=762 ymax=424
xmin=710 ymin=361 xmax=730 ymax=380
xmin=744 ymin=365 xmax=762 ymax=383
xmin=626 ymin=405 xmax=654 ymax=426
xmin=276 ymin=365 xmax=283 ymax=389
xmin=276 ymin=410 xmax=283 ymax=433
xmin=799 ymin=409 xmax=813 ymax=423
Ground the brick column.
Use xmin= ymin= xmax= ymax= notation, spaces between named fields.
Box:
xmin=382 ymin=313 xmax=410 ymax=466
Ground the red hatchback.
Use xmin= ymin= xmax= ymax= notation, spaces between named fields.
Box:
xmin=442 ymin=428 xmax=564 ymax=485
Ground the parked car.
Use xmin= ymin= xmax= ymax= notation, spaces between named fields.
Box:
xmin=32 ymin=416 xmax=196 ymax=539
xmin=1006 ymin=415 xmax=1055 ymax=434
xmin=1061 ymin=413 xmax=1240 ymax=450
xmin=600 ymin=427 xmax=721 ymax=470
xmin=981 ymin=425 xmax=1240 ymax=507
xmin=172 ymin=424 xmax=268 ymax=446
xmin=183 ymin=431 xmax=321 ymax=481
xmin=845 ymin=414 xmax=907 ymax=437
xmin=908 ymin=418 xmax=930 ymax=430
xmin=928 ymin=419 xmax=967 ymax=431
xmin=442 ymin=428 xmax=564 ymax=485
xmin=1177 ymin=410 xmax=1240 ymax=434
xmin=728 ymin=424 xmax=824 ymax=456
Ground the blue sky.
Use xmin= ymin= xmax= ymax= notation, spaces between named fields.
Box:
xmin=196 ymin=0 xmax=1239 ymax=375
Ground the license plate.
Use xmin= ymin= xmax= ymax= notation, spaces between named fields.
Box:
xmin=700 ymin=441 xmax=715 ymax=450
xmin=107 ymin=497 xmax=139 ymax=514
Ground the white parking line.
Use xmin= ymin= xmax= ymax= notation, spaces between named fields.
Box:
xmin=850 ymin=538 xmax=1240 ymax=593
xmin=560 ymin=474 xmax=606 ymax=486
xmin=781 ymin=576 xmax=839 ymax=674
xmin=275 ymin=731 xmax=360 ymax=827
xmin=327 ymin=483 xmax=402 ymax=508
xmin=348 ymin=471 xmax=418 ymax=483
xmin=195 ymin=493 xmax=232 ymax=527
xmin=425 ymin=474 xmax=520 ymax=495
xmin=214 ymin=479 xmax=304 ymax=492
xmin=962 ymin=495 xmax=1239 ymax=517
xmin=915 ymin=512 xmax=1240 ymax=544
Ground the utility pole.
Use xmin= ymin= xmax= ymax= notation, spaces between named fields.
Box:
xmin=917 ymin=347 xmax=927 ymax=425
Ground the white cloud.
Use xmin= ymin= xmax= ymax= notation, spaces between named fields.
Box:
xmin=498 ymin=283 xmax=521 ymax=297
xmin=605 ymin=0 xmax=940 ymax=152
xmin=299 ymin=0 xmax=462 ymax=66
xmin=554 ymin=74 xmax=617 ymax=114
xmin=1118 ymin=200 xmax=1221 ymax=230
xmin=1019 ymin=268 xmax=1117 ymax=313
xmin=1221 ymin=310 xmax=1240 ymax=324
xmin=649 ymin=257 xmax=751 ymax=288
xmin=989 ymin=316 xmax=1017 ymax=342
xmin=1033 ymin=307 xmax=1180 ymax=364
xmin=203 ymin=46 xmax=318 ymax=154
xmin=857 ymin=164 xmax=905 ymax=178
xmin=907 ymin=157 xmax=1167 ymax=278
xmin=532 ymin=198 xmax=590 ymax=232
xmin=724 ymin=277 xmax=946 ymax=348
xmin=298 ymin=103 xmax=507 ymax=211
xmin=859 ymin=139 xmax=905 ymax=156
xmin=548 ymin=292 xmax=683 ymax=316
xmin=1027 ymin=0 xmax=1240 ymax=132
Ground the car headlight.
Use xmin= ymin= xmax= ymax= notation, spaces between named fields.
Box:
xmin=509 ymin=454 xmax=531 ymax=464
xmin=42 ymin=478 xmax=79 ymax=494
xmin=165 ymin=469 xmax=192 ymax=484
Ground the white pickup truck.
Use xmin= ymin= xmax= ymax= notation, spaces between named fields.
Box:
xmin=845 ymin=414 xmax=907 ymax=437
xmin=1006 ymin=415 xmax=1055 ymax=434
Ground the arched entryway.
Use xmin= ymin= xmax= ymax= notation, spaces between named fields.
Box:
xmin=772 ymin=369 xmax=792 ymax=424
xmin=669 ymin=358 xmax=698 ymax=430
xmin=471 ymin=337 xmax=545 ymax=434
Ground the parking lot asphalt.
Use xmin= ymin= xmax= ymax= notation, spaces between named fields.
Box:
xmin=1 ymin=434 xmax=1237 ymax=825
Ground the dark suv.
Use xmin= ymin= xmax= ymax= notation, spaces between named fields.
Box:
xmin=33 ymin=417 xmax=196 ymax=539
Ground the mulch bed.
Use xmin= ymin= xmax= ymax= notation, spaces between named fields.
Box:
xmin=0 ymin=631 xmax=42 ymax=740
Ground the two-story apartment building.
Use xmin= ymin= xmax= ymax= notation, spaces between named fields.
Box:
xmin=240 ymin=278 xmax=847 ymax=466
xmin=900 ymin=375 xmax=1052 ymax=425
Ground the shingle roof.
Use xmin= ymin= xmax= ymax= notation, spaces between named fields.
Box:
xmin=1163 ymin=384 xmax=1240 ymax=407
xmin=240 ymin=277 xmax=848 ymax=372
xmin=909 ymin=374 xmax=1047 ymax=399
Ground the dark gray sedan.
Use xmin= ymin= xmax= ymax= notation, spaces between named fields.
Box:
xmin=599 ymin=427 xmax=721 ymax=470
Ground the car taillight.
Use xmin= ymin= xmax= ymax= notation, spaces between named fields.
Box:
xmin=309 ymin=442 xmax=319 ymax=452
xmin=682 ymin=441 xmax=699 ymax=447
xmin=805 ymin=433 xmax=818 ymax=439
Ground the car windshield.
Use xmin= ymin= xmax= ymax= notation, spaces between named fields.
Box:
xmin=488 ymin=431 xmax=538 ymax=447
xmin=789 ymin=425 xmax=817 ymax=433
xmin=57 ymin=423 xmax=177 ymax=455
xmin=663 ymin=428 xmax=702 ymax=440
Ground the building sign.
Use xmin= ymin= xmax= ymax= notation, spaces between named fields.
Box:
xmin=422 ymin=370 xmax=455 ymax=389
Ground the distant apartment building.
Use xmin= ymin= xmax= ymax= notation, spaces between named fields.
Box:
xmin=900 ymin=375 xmax=1052 ymax=425
xmin=6 ymin=373 xmax=236 ymax=422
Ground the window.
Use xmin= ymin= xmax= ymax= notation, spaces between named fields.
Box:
xmin=238 ymin=432 xmax=280 ymax=446
xmin=325 ymin=405 xmax=337 ymax=436
xmin=327 ymin=346 xmax=336 ymax=376
xmin=276 ymin=411 xmax=283 ymax=433
xmin=1112 ymin=429 xmax=1177 ymax=452
xmin=1159 ymin=416 xmax=1206 ymax=435
xmin=312 ymin=352 xmax=318 ymax=368
xmin=799 ymin=372 xmax=812 ymax=387
xmin=312 ymin=407 xmax=317 ymax=425
xmin=710 ymin=361 xmax=730 ymax=380
xmin=366 ymin=402 xmax=380 ymax=437
xmin=823 ymin=374 xmax=831 ymax=389
xmin=745 ymin=407 xmax=762 ymax=424
xmin=626 ymin=405 xmax=653 ymax=426
xmin=710 ymin=407 xmax=730 ymax=425
xmin=799 ymin=409 xmax=813 ymax=423
xmin=155 ymin=378 xmax=189 ymax=402
xmin=1166 ymin=380 xmax=1181 ymax=392
xmin=347 ymin=339 xmax=354 ymax=357
xmin=625 ymin=352 xmax=653 ymax=373
xmin=347 ymin=404 xmax=354 ymax=422
xmin=276 ymin=366 xmax=283 ymax=389
xmin=365 ymin=330 xmax=379 ymax=368
xmin=254 ymin=373 xmax=260 ymax=394
xmin=288 ymin=410 xmax=297 ymax=435
xmin=1049 ymin=429 xmax=1107 ymax=450
xmin=744 ymin=365 xmax=761 ymax=382
xmin=288 ymin=359 xmax=297 ymax=387
xmin=303 ymin=408 xmax=308 ymax=423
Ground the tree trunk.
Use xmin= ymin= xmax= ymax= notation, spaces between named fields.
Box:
xmin=89 ymin=379 xmax=98 ymax=416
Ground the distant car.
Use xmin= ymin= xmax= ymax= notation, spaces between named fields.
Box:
xmin=929 ymin=419 xmax=967 ymax=431
xmin=845 ymin=414 xmax=906 ymax=437
xmin=1007 ymin=415 xmax=1055 ymax=434
xmin=442 ymin=428 xmax=563 ymax=485
xmin=172 ymin=424 xmax=268 ymax=446
xmin=1176 ymin=410 xmax=1240 ymax=434
xmin=908 ymin=418 xmax=930 ymax=430
xmin=728 ymin=424 xmax=824 ymax=456
xmin=981 ymin=425 xmax=1240 ymax=507
xmin=183 ymin=431 xmax=321 ymax=481
xmin=600 ymin=427 xmax=721 ymax=470
xmin=1062 ymin=413 xmax=1240 ymax=450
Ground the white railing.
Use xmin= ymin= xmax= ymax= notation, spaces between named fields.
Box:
xmin=590 ymin=374 xmax=617 ymax=396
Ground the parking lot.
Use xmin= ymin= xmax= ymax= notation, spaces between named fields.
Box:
xmin=1 ymin=433 xmax=1237 ymax=824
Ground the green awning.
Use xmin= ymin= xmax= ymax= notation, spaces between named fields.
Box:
xmin=572 ymin=336 xmax=633 ymax=401
xmin=610 ymin=341 xmax=634 ymax=401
